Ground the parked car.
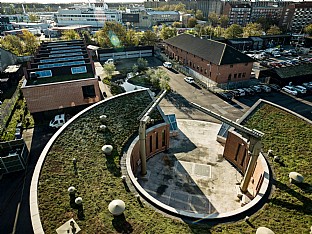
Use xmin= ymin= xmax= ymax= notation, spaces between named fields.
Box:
xmin=302 ymin=83 xmax=312 ymax=94
xmin=184 ymin=77 xmax=194 ymax=84
xmin=259 ymin=85 xmax=271 ymax=92
xmin=228 ymin=90 xmax=240 ymax=98
xmin=269 ymin=84 xmax=281 ymax=92
xmin=216 ymin=91 xmax=234 ymax=101
xmin=243 ymin=88 xmax=255 ymax=95
xmin=251 ymin=85 xmax=262 ymax=93
xmin=163 ymin=62 xmax=172 ymax=68
xmin=293 ymin=85 xmax=307 ymax=95
xmin=236 ymin=88 xmax=246 ymax=96
xmin=105 ymin=58 xmax=114 ymax=65
xmin=282 ymin=86 xmax=298 ymax=96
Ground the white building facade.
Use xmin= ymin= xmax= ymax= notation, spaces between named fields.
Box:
xmin=55 ymin=4 xmax=122 ymax=30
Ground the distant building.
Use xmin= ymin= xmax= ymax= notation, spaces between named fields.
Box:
xmin=223 ymin=3 xmax=252 ymax=27
xmin=0 ymin=16 xmax=13 ymax=34
xmin=21 ymin=40 xmax=101 ymax=119
xmin=280 ymin=2 xmax=312 ymax=33
xmin=139 ymin=10 xmax=180 ymax=28
xmin=164 ymin=34 xmax=254 ymax=85
xmin=55 ymin=3 xmax=122 ymax=31
xmin=250 ymin=2 xmax=284 ymax=24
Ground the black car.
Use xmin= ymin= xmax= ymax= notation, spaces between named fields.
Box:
xmin=269 ymin=84 xmax=281 ymax=92
xmin=216 ymin=91 xmax=234 ymax=101
xmin=243 ymin=88 xmax=255 ymax=95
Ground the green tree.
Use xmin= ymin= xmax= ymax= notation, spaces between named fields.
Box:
xmin=82 ymin=31 xmax=92 ymax=44
xmin=243 ymin=23 xmax=263 ymax=37
xmin=137 ymin=58 xmax=148 ymax=71
xmin=0 ymin=35 xmax=23 ymax=55
xmin=214 ymin=26 xmax=224 ymax=37
xmin=141 ymin=30 xmax=158 ymax=46
xmin=174 ymin=3 xmax=186 ymax=12
xmin=224 ymin=24 xmax=243 ymax=39
xmin=103 ymin=63 xmax=116 ymax=80
xmin=195 ymin=10 xmax=204 ymax=20
xmin=304 ymin=24 xmax=312 ymax=36
xmin=21 ymin=30 xmax=39 ymax=55
xmin=95 ymin=22 xmax=126 ymax=48
xmin=125 ymin=29 xmax=139 ymax=46
xmin=172 ymin=21 xmax=182 ymax=28
xmin=61 ymin=30 xmax=81 ymax=40
xmin=148 ymin=68 xmax=170 ymax=90
xmin=187 ymin=18 xmax=197 ymax=28
xmin=267 ymin=25 xmax=282 ymax=35
xmin=160 ymin=25 xmax=177 ymax=40
xmin=219 ymin=15 xmax=229 ymax=28
xmin=28 ymin=14 xmax=39 ymax=22
xmin=208 ymin=13 xmax=219 ymax=27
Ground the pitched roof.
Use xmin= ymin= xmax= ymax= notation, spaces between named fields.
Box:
xmin=165 ymin=34 xmax=254 ymax=65
xmin=274 ymin=64 xmax=312 ymax=79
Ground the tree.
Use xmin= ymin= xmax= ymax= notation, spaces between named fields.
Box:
xmin=0 ymin=35 xmax=23 ymax=55
xmin=172 ymin=21 xmax=182 ymax=28
xmin=243 ymin=23 xmax=263 ymax=37
xmin=304 ymin=24 xmax=312 ymax=36
xmin=214 ymin=26 xmax=224 ymax=37
xmin=267 ymin=25 xmax=282 ymax=35
xmin=95 ymin=22 xmax=127 ymax=48
xmin=137 ymin=58 xmax=148 ymax=71
xmin=160 ymin=25 xmax=177 ymax=40
xmin=208 ymin=13 xmax=219 ymax=27
xmin=195 ymin=10 xmax=204 ymax=20
xmin=224 ymin=24 xmax=243 ymax=39
xmin=187 ymin=18 xmax=197 ymax=28
xmin=61 ymin=30 xmax=81 ymax=40
xmin=256 ymin=17 xmax=279 ymax=31
xmin=141 ymin=30 xmax=158 ymax=46
xmin=219 ymin=15 xmax=229 ymax=28
xmin=28 ymin=14 xmax=39 ymax=22
xmin=21 ymin=30 xmax=39 ymax=55
xmin=125 ymin=29 xmax=139 ymax=47
xmin=82 ymin=31 xmax=92 ymax=44
xmin=147 ymin=68 xmax=170 ymax=90
xmin=103 ymin=63 xmax=116 ymax=80
xmin=174 ymin=3 xmax=186 ymax=12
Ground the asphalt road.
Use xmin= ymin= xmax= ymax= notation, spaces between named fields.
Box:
xmin=160 ymin=66 xmax=312 ymax=122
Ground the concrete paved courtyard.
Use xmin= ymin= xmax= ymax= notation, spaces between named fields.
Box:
xmin=137 ymin=119 xmax=243 ymax=215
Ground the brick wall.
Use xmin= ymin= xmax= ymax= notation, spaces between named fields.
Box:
xmin=22 ymin=78 xmax=101 ymax=113
xmin=166 ymin=45 xmax=253 ymax=84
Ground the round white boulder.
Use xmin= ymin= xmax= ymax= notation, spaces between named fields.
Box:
xmin=75 ymin=197 xmax=83 ymax=205
xmin=256 ymin=227 xmax=275 ymax=234
xmin=289 ymin=172 xmax=304 ymax=184
xmin=68 ymin=186 xmax=76 ymax=194
xmin=108 ymin=199 xmax=125 ymax=216
xmin=102 ymin=145 xmax=113 ymax=155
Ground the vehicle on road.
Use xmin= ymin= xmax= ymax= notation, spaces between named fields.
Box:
xmin=105 ymin=58 xmax=114 ymax=65
xmin=269 ymin=84 xmax=281 ymax=92
xmin=259 ymin=85 xmax=271 ymax=92
xmin=243 ymin=88 xmax=255 ymax=95
xmin=251 ymin=85 xmax=262 ymax=93
xmin=216 ymin=91 xmax=233 ymax=101
xmin=49 ymin=114 xmax=66 ymax=129
xmin=236 ymin=89 xmax=246 ymax=96
xmin=163 ymin=62 xmax=172 ymax=68
xmin=282 ymin=86 xmax=298 ymax=96
xmin=184 ymin=77 xmax=195 ymax=84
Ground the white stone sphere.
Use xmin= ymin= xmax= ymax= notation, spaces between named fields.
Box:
xmin=102 ymin=145 xmax=113 ymax=155
xmin=289 ymin=172 xmax=304 ymax=184
xmin=256 ymin=227 xmax=275 ymax=234
xmin=108 ymin=199 xmax=125 ymax=216
xmin=75 ymin=197 xmax=83 ymax=205
xmin=68 ymin=186 xmax=76 ymax=194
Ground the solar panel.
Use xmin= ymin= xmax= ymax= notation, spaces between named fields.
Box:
xmin=50 ymin=46 xmax=81 ymax=50
xmin=166 ymin=114 xmax=178 ymax=131
xmin=49 ymin=52 xmax=83 ymax=58
xmin=71 ymin=66 xmax=87 ymax=74
xmin=35 ymin=70 xmax=52 ymax=78
xmin=50 ymin=49 xmax=82 ymax=54
xmin=40 ymin=56 xmax=84 ymax=64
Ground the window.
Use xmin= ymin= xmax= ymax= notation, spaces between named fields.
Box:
xmin=234 ymin=73 xmax=237 ymax=79
xmin=230 ymin=65 xmax=233 ymax=68
xmin=71 ymin=66 xmax=87 ymax=74
xmin=242 ymin=72 xmax=246 ymax=78
xmin=245 ymin=63 xmax=248 ymax=66
xmin=162 ymin=130 xmax=166 ymax=147
xmin=82 ymin=85 xmax=96 ymax=98
xmin=228 ymin=74 xmax=232 ymax=80
xmin=35 ymin=70 xmax=52 ymax=78
xmin=238 ymin=73 xmax=242 ymax=78
xmin=156 ymin=132 xmax=159 ymax=149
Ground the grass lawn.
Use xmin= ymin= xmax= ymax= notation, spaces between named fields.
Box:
xmin=212 ymin=104 xmax=312 ymax=233
xmin=37 ymin=97 xmax=312 ymax=233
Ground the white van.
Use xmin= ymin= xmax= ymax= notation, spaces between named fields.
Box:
xmin=163 ymin=62 xmax=172 ymax=68
xmin=49 ymin=114 xmax=66 ymax=129
xmin=105 ymin=58 xmax=114 ymax=65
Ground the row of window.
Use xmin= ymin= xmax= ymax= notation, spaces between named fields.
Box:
xmin=38 ymin=60 xmax=85 ymax=69
xmin=228 ymin=72 xmax=246 ymax=80
xmin=41 ymin=56 xmax=84 ymax=63
xmin=50 ymin=46 xmax=81 ymax=50
xmin=57 ymin=14 xmax=118 ymax=18
xmin=49 ymin=52 xmax=83 ymax=58
xmin=34 ymin=66 xmax=87 ymax=78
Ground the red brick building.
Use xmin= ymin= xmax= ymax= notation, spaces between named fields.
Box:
xmin=21 ymin=40 xmax=101 ymax=118
xmin=164 ymin=34 xmax=254 ymax=84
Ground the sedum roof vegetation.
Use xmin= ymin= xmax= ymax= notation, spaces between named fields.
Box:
xmin=38 ymin=94 xmax=312 ymax=233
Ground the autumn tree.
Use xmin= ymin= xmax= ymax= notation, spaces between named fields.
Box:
xmin=147 ymin=68 xmax=170 ymax=90
xmin=187 ymin=18 xmax=197 ymax=28
xmin=95 ymin=22 xmax=127 ymax=48
xmin=0 ymin=35 xmax=23 ymax=55
xmin=304 ymin=24 xmax=312 ymax=36
xmin=195 ymin=10 xmax=204 ymax=20
xmin=61 ymin=30 xmax=81 ymax=40
xmin=172 ymin=21 xmax=182 ymax=28
xmin=219 ymin=15 xmax=229 ymax=28
xmin=21 ymin=30 xmax=39 ymax=55
xmin=243 ymin=23 xmax=263 ymax=37
xmin=224 ymin=24 xmax=243 ymax=39
xmin=103 ymin=63 xmax=116 ymax=80
xmin=124 ymin=29 xmax=139 ymax=46
xmin=29 ymin=14 xmax=39 ymax=22
xmin=160 ymin=25 xmax=177 ymax=40
xmin=208 ymin=13 xmax=219 ymax=27
xmin=141 ymin=30 xmax=158 ymax=46
xmin=267 ymin=25 xmax=282 ymax=35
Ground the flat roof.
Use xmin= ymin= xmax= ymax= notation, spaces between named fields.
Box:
xmin=4 ymin=64 xmax=21 ymax=73
xmin=51 ymin=25 xmax=92 ymax=31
